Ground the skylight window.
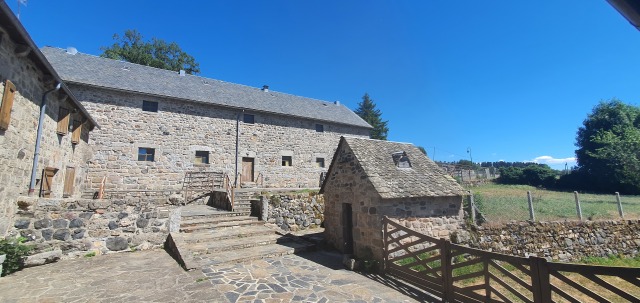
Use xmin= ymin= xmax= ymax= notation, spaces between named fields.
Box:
xmin=392 ymin=151 xmax=411 ymax=168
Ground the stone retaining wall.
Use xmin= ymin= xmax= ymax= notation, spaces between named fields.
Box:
xmin=266 ymin=192 xmax=324 ymax=232
xmin=11 ymin=196 xmax=180 ymax=258
xmin=464 ymin=219 xmax=640 ymax=262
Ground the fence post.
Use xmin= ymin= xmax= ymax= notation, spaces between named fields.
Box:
xmin=527 ymin=191 xmax=535 ymax=221
xmin=616 ymin=192 xmax=624 ymax=219
xmin=530 ymin=257 xmax=551 ymax=303
xmin=382 ymin=217 xmax=388 ymax=272
xmin=469 ymin=192 xmax=477 ymax=225
xmin=574 ymin=191 xmax=583 ymax=221
xmin=440 ymin=238 xmax=453 ymax=302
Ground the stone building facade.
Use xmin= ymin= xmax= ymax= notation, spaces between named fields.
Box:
xmin=42 ymin=47 xmax=371 ymax=195
xmin=0 ymin=3 xmax=97 ymax=236
xmin=320 ymin=137 xmax=466 ymax=263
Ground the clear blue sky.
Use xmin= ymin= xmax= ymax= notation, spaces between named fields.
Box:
xmin=7 ymin=1 xmax=640 ymax=169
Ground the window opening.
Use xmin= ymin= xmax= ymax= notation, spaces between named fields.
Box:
xmin=392 ymin=151 xmax=412 ymax=168
xmin=142 ymin=101 xmax=158 ymax=112
xmin=282 ymin=156 xmax=292 ymax=166
xmin=138 ymin=147 xmax=155 ymax=161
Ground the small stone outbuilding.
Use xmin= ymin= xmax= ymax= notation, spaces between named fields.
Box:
xmin=320 ymin=137 xmax=466 ymax=263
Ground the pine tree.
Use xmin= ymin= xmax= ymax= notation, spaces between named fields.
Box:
xmin=354 ymin=93 xmax=389 ymax=140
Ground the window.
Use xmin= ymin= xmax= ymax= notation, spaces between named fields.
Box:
xmin=315 ymin=124 xmax=324 ymax=132
xmin=243 ymin=113 xmax=255 ymax=124
xmin=195 ymin=151 xmax=209 ymax=164
xmin=138 ymin=147 xmax=155 ymax=161
xmin=57 ymin=107 xmax=70 ymax=135
xmin=392 ymin=151 xmax=412 ymax=168
xmin=142 ymin=101 xmax=158 ymax=112
xmin=0 ymin=80 xmax=16 ymax=130
xmin=282 ymin=156 xmax=292 ymax=166
xmin=316 ymin=157 xmax=325 ymax=168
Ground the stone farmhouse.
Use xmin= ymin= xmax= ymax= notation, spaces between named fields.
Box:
xmin=0 ymin=2 xmax=98 ymax=235
xmin=41 ymin=47 xmax=372 ymax=198
xmin=320 ymin=136 xmax=466 ymax=263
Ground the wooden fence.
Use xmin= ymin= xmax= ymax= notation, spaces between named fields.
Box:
xmin=382 ymin=217 xmax=640 ymax=303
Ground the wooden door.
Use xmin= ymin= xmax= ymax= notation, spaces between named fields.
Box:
xmin=342 ymin=203 xmax=354 ymax=254
xmin=241 ymin=157 xmax=254 ymax=183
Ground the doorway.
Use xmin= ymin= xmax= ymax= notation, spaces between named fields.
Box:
xmin=241 ymin=157 xmax=254 ymax=183
xmin=342 ymin=203 xmax=354 ymax=254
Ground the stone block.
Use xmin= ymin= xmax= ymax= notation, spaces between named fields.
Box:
xmin=136 ymin=218 xmax=149 ymax=228
xmin=53 ymin=229 xmax=71 ymax=241
xmin=34 ymin=219 xmax=52 ymax=229
xmin=69 ymin=218 xmax=84 ymax=228
xmin=24 ymin=250 xmax=62 ymax=267
xmin=14 ymin=219 xmax=30 ymax=229
xmin=72 ymin=229 xmax=85 ymax=240
xmin=41 ymin=229 xmax=53 ymax=240
xmin=108 ymin=221 xmax=118 ymax=230
xmin=52 ymin=219 xmax=69 ymax=229
xmin=106 ymin=237 xmax=129 ymax=251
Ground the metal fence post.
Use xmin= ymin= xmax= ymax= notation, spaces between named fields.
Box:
xmin=615 ymin=192 xmax=624 ymax=219
xmin=527 ymin=191 xmax=535 ymax=221
xmin=574 ymin=191 xmax=583 ymax=221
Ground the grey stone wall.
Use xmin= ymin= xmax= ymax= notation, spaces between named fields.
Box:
xmin=11 ymin=196 xmax=175 ymax=258
xmin=68 ymin=85 xmax=369 ymax=193
xmin=0 ymin=26 xmax=94 ymax=236
xmin=323 ymin=144 xmax=464 ymax=263
xmin=266 ymin=192 xmax=324 ymax=232
xmin=465 ymin=219 xmax=640 ymax=262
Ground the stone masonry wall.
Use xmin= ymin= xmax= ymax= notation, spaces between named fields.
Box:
xmin=266 ymin=192 xmax=324 ymax=232
xmin=68 ymin=84 xmax=370 ymax=193
xmin=0 ymin=26 xmax=94 ymax=236
xmin=10 ymin=196 xmax=177 ymax=258
xmin=323 ymin=144 xmax=464 ymax=263
xmin=466 ymin=219 xmax=640 ymax=262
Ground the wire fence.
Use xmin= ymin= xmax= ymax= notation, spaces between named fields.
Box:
xmin=468 ymin=188 xmax=640 ymax=224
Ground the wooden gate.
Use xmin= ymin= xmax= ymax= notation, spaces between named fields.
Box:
xmin=382 ymin=216 xmax=640 ymax=302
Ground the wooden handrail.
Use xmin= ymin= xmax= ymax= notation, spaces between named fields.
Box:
xmin=255 ymin=172 xmax=264 ymax=187
xmin=97 ymin=176 xmax=106 ymax=199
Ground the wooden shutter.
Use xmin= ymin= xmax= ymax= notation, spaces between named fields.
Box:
xmin=63 ymin=166 xmax=75 ymax=197
xmin=41 ymin=167 xmax=56 ymax=198
xmin=0 ymin=80 xmax=16 ymax=130
xmin=71 ymin=118 xmax=82 ymax=144
xmin=57 ymin=107 xmax=70 ymax=135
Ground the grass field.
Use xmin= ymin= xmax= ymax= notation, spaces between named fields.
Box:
xmin=467 ymin=183 xmax=640 ymax=223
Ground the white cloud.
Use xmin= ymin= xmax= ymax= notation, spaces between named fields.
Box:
xmin=528 ymin=156 xmax=576 ymax=165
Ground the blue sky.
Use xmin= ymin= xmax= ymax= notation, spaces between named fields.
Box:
xmin=7 ymin=1 xmax=640 ymax=169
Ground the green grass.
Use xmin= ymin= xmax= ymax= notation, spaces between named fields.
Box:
xmin=394 ymin=252 xmax=484 ymax=285
xmin=578 ymin=254 xmax=640 ymax=267
xmin=468 ymin=183 xmax=640 ymax=222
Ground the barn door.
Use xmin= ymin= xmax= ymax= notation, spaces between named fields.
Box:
xmin=241 ymin=157 xmax=254 ymax=183
xmin=41 ymin=168 xmax=56 ymax=198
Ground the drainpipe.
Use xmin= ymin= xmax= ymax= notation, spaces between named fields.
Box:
xmin=234 ymin=110 xmax=243 ymax=187
xmin=28 ymin=83 xmax=62 ymax=196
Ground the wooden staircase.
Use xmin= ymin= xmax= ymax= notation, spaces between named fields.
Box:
xmin=166 ymin=205 xmax=314 ymax=270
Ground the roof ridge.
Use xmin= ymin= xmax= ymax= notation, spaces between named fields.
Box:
xmin=342 ymin=136 xmax=414 ymax=145
xmin=42 ymin=46 xmax=345 ymax=107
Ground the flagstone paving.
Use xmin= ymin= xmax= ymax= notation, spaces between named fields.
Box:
xmin=0 ymin=249 xmax=436 ymax=303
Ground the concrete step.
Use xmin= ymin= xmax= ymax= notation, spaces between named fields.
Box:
xmin=179 ymin=218 xmax=263 ymax=233
xmin=171 ymin=225 xmax=277 ymax=244
xmin=186 ymin=233 xmax=289 ymax=255
xmin=198 ymin=241 xmax=314 ymax=266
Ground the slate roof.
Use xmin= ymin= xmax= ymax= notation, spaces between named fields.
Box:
xmin=41 ymin=47 xmax=372 ymax=129
xmin=0 ymin=4 xmax=98 ymax=128
xmin=323 ymin=136 xmax=466 ymax=198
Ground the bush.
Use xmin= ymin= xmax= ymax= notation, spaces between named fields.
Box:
xmin=0 ymin=237 xmax=33 ymax=276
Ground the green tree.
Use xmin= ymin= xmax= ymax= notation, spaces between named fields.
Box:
xmin=575 ymin=99 xmax=640 ymax=193
xmin=354 ymin=93 xmax=389 ymax=140
xmin=101 ymin=29 xmax=200 ymax=74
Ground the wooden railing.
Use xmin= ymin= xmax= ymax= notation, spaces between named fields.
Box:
xmin=255 ymin=172 xmax=264 ymax=187
xmin=223 ymin=173 xmax=234 ymax=211
xmin=382 ymin=216 xmax=640 ymax=303
xmin=182 ymin=171 xmax=224 ymax=204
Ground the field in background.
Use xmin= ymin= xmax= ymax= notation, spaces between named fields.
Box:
xmin=468 ymin=183 xmax=640 ymax=223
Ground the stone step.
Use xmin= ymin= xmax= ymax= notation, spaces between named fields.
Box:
xmin=199 ymin=241 xmax=314 ymax=266
xmin=181 ymin=215 xmax=257 ymax=227
xmin=186 ymin=234 xmax=289 ymax=255
xmin=181 ymin=211 xmax=250 ymax=221
xmin=179 ymin=219 xmax=263 ymax=233
xmin=172 ymin=225 xmax=277 ymax=244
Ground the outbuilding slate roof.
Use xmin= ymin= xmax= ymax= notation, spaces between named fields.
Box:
xmin=326 ymin=136 xmax=466 ymax=198
xmin=41 ymin=47 xmax=372 ymax=129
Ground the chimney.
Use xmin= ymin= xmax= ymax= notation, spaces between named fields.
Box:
xmin=66 ymin=47 xmax=78 ymax=55
xmin=262 ymin=85 xmax=269 ymax=92
xmin=334 ymin=100 xmax=340 ymax=106
xmin=179 ymin=70 xmax=186 ymax=76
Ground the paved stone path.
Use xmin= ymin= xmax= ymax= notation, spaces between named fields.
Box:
xmin=0 ymin=249 xmax=436 ymax=302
